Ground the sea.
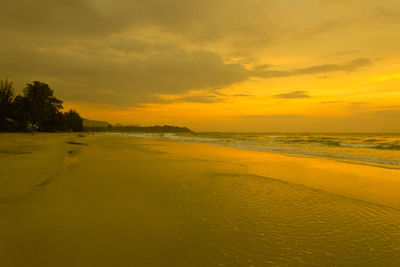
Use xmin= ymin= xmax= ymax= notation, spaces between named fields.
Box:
xmin=106 ymin=132 xmax=400 ymax=169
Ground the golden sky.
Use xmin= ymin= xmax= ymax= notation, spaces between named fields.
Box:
xmin=1 ymin=0 xmax=400 ymax=131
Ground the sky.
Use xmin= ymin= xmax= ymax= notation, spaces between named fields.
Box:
xmin=1 ymin=0 xmax=400 ymax=132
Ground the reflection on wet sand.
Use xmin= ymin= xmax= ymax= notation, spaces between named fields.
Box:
xmin=1 ymin=134 xmax=400 ymax=266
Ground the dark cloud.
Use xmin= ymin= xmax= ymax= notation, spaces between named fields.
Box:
xmin=232 ymin=94 xmax=253 ymax=97
xmin=0 ymin=36 xmax=371 ymax=105
xmin=174 ymin=95 xmax=222 ymax=103
xmin=274 ymin=91 xmax=311 ymax=99
xmin=251 ymin=64 xmax=272 ymax=71
xmin=0 ymin=0 xmax=379 ymax=107
xmin=0 ymin=0 xmax=278 ymax=45
xmin=1 ymin=38 xmax=244 ymax=104
xmin=0 ymin=0 xmax=122 ymax=37
xmin=253 ymin=58 xmax=372 ymax=78
xmin=253 ymin=58 xmax=372 ymax=79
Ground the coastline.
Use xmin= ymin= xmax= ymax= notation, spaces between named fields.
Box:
xmin=138 ymin=137 xmax=400 ymax=210
xmin=1 ymin=133 xmax=400 ymax=266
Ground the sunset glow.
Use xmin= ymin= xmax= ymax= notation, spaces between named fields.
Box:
xmin=2 ymin=0 xmax=400 ymax=131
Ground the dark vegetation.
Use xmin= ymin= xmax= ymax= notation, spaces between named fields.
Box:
xmin=84 ymin=125 xmax=192 ymax=133
xmin=1 ymin=79 xmax=192 ymax=133
xmin=0 ymin=80 xmax=83 ymax=132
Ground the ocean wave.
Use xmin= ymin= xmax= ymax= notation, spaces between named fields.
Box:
xmin=115 ymin=132 xmax=400 ymax=150
xmin=104 ymin=132 xmax=400 ymax=167
xmin=339 ymin=142 xmax=400 ymax=150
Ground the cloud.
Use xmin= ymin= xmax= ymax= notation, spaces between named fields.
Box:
xmin=0 ymin=0 xmax=383 ymax=108
xmin=274 ymin=91 xmax=311 ymax=99
xmin=232 ymin=94 xmax=253 ymax=97
xmin=253 ymin=58 xmax=372 ymax=79
xmin=0 ymin=0 xmax=122 ymax=37
xmin=0 ymin=41 xmax=247 ymax=104
xmin=174 ymin=95 xmax=222 ymax=103
xmin=0 ymin=37 xmax=371 ymax=105
xmin=1 ymin=20 xmax=373 ymax=107
xmin=0 ymin=0 xmax=278 ymax=46
xmin=251 ymin=64 xmax=272 ymax=71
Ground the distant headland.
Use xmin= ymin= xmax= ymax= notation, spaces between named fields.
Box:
xmin=83 ymin=121 xmax=192 ymax=133
xmin=82 ymin=119 xmax=192 ymax=133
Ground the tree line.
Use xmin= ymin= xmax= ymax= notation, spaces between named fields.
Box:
xmin=0 ymin=80 xmax=83 ymax=132
xmin=86 ymin=125 xmax=193 ymax=133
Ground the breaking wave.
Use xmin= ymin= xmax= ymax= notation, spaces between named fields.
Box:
xmin=103 ymin=132 xmax=400 ymax=167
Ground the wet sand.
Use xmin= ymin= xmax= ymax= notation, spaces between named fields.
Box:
xmin=1 ymin=133 xmax=400 ymax=266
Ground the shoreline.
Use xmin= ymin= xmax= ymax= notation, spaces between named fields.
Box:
xmin=95 ymin=131 xmax=400 ymax=170
xmin=2 ymin=133 xmax=400 ymax=209
xmin=1 ymin=133 xmax=400 ymax=266
xmin=135 ymin=137 xmax=400 ymax=210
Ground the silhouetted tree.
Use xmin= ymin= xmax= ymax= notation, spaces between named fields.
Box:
xmin=12 ymin=95 xmax=30 ymax=131
xmin=22 ymin=81 xmax=63 ymax=131
xmin=64 ymin=110 xmax=83 ymax=132
xmin=0 ymin=79 xmax=15 ymax=131
xmin=1 ymin=79 xmax=190 ymax=133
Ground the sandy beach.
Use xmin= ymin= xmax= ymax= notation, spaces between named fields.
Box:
xmin=1 ymin=133 xmax=400 ymax=266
